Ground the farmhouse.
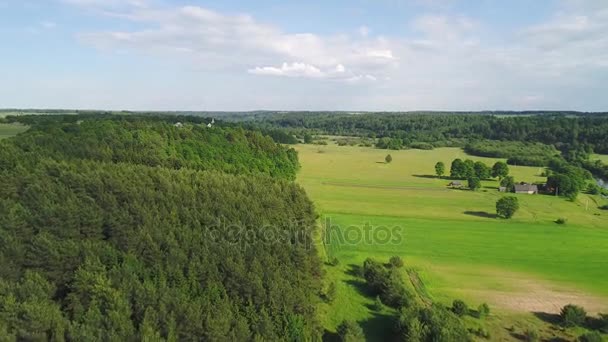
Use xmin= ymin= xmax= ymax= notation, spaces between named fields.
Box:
xmin=448 ymin=181 xmax=462 ymax=188
xmin=514 ymin=183 xmax=538 ymax=194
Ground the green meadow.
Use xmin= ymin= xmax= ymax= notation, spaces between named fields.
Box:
xmin=0 ymin=123 xmax=28 ymax=140
xmin=296 ymin=143 xmax=608 ymax=340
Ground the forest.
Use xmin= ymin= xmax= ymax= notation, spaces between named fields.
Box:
xmin=0 ymin=117 xmax=322 ymax=340
xmin=253 ymin=112 xmax=608 ymax=154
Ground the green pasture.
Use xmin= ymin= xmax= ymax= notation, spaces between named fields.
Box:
xmin=296 ymin=143 xmax=608 ymax=339
xmin=0 ymin=123 xmax=28 ymax=139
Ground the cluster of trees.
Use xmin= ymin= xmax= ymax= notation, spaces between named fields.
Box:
xmin=448 ymin=159 xmax=508 ymax=180
xmin=362 ymin=258 xmax=413 ymax=308
xmin=546 ymin=160 xmax=593 ymax=200
xmin=0 ymin=118 xmax=323 ymax=340
xmin=358 ymin=257 xmax=472 ymax=341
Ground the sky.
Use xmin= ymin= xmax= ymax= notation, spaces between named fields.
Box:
xmin=0 ymin=0 xmax=607 ymax=111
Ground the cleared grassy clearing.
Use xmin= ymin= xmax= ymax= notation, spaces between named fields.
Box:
xmin=0 ymin=123 xmax=29 ymax=139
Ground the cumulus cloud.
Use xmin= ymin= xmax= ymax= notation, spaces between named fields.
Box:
xmin=76 ymin=4 xmax=398 ymax=81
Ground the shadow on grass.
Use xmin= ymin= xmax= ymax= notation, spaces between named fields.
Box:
xmin=344 ymin=279 xmax=373 ymax=297
xmin=412 ymin=174 xmax=439 ymax=179
xmin=463 ymin=211 xmax=498 ymax=219
xmin=533 ymin=311 xmax=562 ymax=325
xmin=360 ymin=312 xmax=397 ymax=341
xmin=483 ymin=185 xmax=499 ymax=190
xmin=345 ymin=264 xmax=362 ymax=277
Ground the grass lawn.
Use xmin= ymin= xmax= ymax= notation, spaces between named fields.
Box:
xmin=0 ymin=123 xmax=29 ymax=139
xmin=296 ymin=143 xmax=608 ymax=340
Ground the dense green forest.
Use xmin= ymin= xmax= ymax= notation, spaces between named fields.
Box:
xmin=0 ymin=118 xmax=322 ymax=340
xmin=254 ymin=112 xmax=608 ymax=153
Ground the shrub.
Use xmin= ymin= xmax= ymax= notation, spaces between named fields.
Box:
xmin=600 ymin=205 xmax=608 ymax=211
xmin=452 ymin=299 xmax=469 ymax=317
xmin=337 ymin=320 xmax=365 ymax=342
xmin=389 ymin=256 xmax=404 ymax=268
xmin=410 ymin=142 xmax=434 ymax=150
xmin=373 ymin=296 xmax=383 ymax=311
xmin=478 ymin=303 xmax=490 ymax=318
xmin=385 ymin=154 xmax=393 ymax=163
xmin=556 ymin=218 xmax=568 ymax=225
xmin=496 ymin=196 xmax=520 ymax=219
xmin=588 ymin=183 xmax=601 ymax=195
xmin=329 ymin=257 xmax=340 ymax=266
xmin=473 ymin=327 xmax=490 ymax=339
xmin=579 ymin=331 xmax=603 ymax=342
xmin=560 ymin=304 xmax=587 ymax=327
xmin=599 ymin=313 xmax=608 ymax=333
xmin=524 ymin=328 xmax=540 ymax=342
xmin=326 ymin=282 xmax=337 ymax=303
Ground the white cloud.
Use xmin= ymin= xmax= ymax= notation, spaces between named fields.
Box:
xmin=76 ymin=4 xmax=398 ymax=81
xmin=248 ymin=63 xmax=325 ymax=78
xmin=53 ymin=0 xmax=608 ymax=110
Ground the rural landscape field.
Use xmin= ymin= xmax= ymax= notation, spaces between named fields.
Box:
xmin=295 ymin=142 xmax=608 ymax=340
xmin=3 ymin=0 xmax=608 ymax=341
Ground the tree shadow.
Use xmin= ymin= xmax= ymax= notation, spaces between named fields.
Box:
xmin=360 ymin=312 xmax=397 ymax=341
xmin=412 ymin=174 xmax=439 ymax=179
xmin=463 ymin=211 xmax=498 ymax=219
xmin=322 ymin=329 xmax=340 ymax=342
xmin=483 ymin=185 xmax=499 ymax=190
xmin=376 ymin=161 xmax=388 ymax=164
xmin=533 ymin=311 xmax=561 ymax=325
xmin=344 ymin=279 xmax=372 ymax=297
xmin=345 ymin=264 xmax=362 ymax=277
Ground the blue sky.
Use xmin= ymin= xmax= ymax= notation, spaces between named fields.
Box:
xmin=1 ymin=0 xmax=607 ymax=111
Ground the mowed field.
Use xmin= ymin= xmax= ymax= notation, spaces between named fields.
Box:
xmin=0 ymin=123 xmax=28 ymax=140
xmin=295 ymin=143 xmax=608 ymax=340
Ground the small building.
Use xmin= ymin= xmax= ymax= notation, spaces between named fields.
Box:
xmin=448 ymin=181 xmax=462 ymax=188
xmin=514 ymin=183 xmax=538 ymax=194
xmin=174 ymin=122 xmax=183 ymax=128
xmin=499 ymin=186 xmax=507 ymax=192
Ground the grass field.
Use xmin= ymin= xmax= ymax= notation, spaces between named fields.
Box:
xmin=0 ymin=123 xmax=28 ymax=139
xmin=593 ymin=154 xmax=608 ymax=164
xmin=295 ymin=143 xmax=608 ymax=340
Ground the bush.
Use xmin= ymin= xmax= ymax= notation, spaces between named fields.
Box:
xmin=410 ymin=142 xmax=434 ymax=150
xmin=337 ymin=320 xmax=365 ymax=342
xmin=599 ymin=313 xmax=608 ymax=333
xmin=452 ymin=299 xmax=469 ymax=317
xmin=579 ymin=331 xmax=603 ymax=342
xmin=560 ymin=304 xmax=587 ymax=327
xmin=326 ymin=282 xmax=337 ymax=303
xmin=329 ymin=257 xmax=340 ymax=266
xmin=385 ymin=154 xmax=393 ymax=163
xmin=600 ymin=205 xmax=608 ymax=211
xmin=373 ymin=296 xmax=383 ymax=311
xmin=524 ymin=328 xmax=540 ymax=342
xmin=478 ymin=303 xmax=490 ymax=318
xmin=588 ymin=183 xmax=601 ymax=195
xmin=473 ymin=327 xmax=490 ymax=339
xmin=389 ymin=256 xmax=404 ymax=268
xmin=496 ymin=196 xmax=520 ymax=219
xmin=556 ymin=218 xmax=568 ymax=225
